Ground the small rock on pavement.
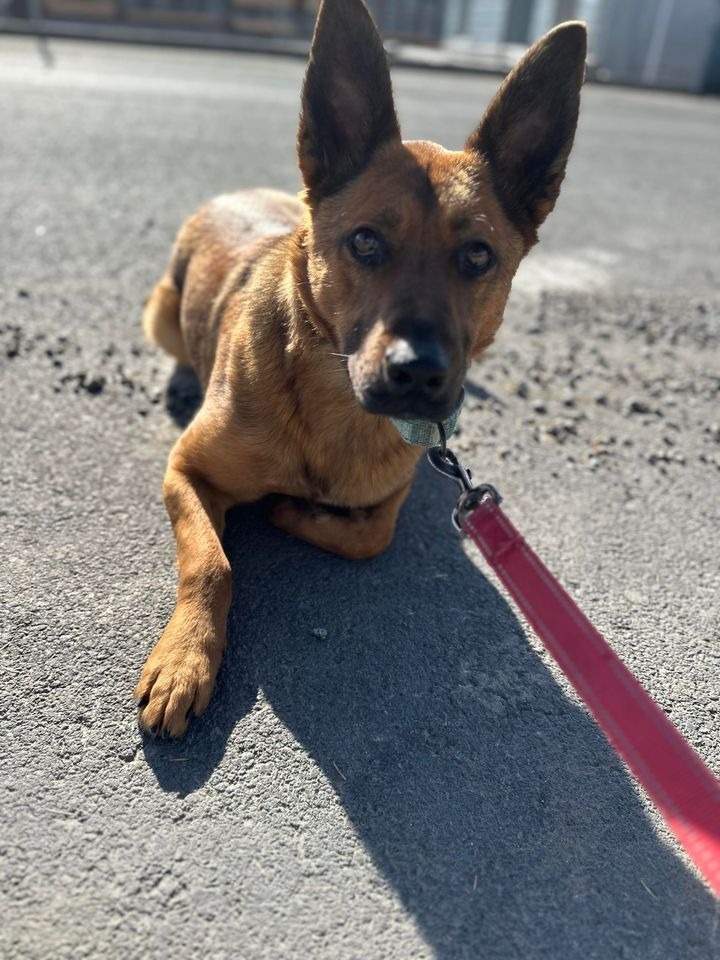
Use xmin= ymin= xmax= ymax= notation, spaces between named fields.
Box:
xmin=623 ymin=397 xmax=653 ymax=416
xmin=311 ymin=627 xmax=328 ymax=640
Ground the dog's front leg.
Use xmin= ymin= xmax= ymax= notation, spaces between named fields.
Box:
xmin=135 ymin=464 xmax=233 ymax=737
xmin=269 ymin=482 xmax=412 ymax=560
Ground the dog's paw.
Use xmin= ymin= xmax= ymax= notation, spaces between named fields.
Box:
xmin=267 ymin=494 xmax=312 ymax=533
xmin=268 ymin=495 xmax=347 ymax=531
xmin=134 ymin=608 xmax=221 ymax=738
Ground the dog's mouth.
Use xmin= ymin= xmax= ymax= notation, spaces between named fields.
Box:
xmin=356 ymin=384 xmax=462 ymax=423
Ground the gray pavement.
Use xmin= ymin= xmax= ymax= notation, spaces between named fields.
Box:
xmin=1 ymin=37 xmax=719 ymax=960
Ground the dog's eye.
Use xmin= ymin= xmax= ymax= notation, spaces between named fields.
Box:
xmin=349 ymin=228 xmax=385 ymax=266
xmin=458 ymin=241 xmax=494 ymax=278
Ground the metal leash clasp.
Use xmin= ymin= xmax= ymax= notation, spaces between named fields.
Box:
xmin=427 ymin=422 xmax=501 ymax=534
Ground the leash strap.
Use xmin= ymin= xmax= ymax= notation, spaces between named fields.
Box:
xmin=462 ymin=496 xmax=720 ymax=896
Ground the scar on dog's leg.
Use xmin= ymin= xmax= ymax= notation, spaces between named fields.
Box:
xmin=135 ymin=465 xmax=233 ymax=737
xmin=142 ymin=273 xmax=191 ymax=366
xmin=269 ymin=483 xmax=412 ymax=560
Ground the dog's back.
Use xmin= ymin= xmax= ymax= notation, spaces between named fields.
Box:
xmin=143 ymin=188 xmax=303 ymax=385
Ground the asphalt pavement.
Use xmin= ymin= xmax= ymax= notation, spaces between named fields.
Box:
xmin=1 ymin=36 xmax=719 ymax=960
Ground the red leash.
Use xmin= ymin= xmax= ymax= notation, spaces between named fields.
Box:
xmin=428 ymin=443 xmax=720 ymax=896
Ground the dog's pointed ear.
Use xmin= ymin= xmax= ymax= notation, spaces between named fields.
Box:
xmin=467 ymin=22 xmax=586 ymax=244
xmin=297 ymin=0 xmax=401 ymax=202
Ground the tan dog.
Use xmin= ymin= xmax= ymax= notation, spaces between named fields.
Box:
xmin=135 ymin=0 xmax=586 ymax=737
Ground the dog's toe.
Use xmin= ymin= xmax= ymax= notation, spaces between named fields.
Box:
xmin=137 ymin=683 xmax=193 ymax=739
xmin=267 ymin=495 xmax=302 ymax=530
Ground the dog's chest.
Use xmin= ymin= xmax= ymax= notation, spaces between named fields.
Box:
xmin=286 ymin=435 xmax=421 ymax=508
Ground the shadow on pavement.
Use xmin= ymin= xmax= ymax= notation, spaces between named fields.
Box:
xmin=165 ymin=364 xmax=203 ymax=428
xmin=144 ymin=374 xmax=717 ymax=958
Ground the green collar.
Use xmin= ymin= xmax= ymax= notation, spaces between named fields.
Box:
xmin=390 ymin=389 xmax=464 ymax=447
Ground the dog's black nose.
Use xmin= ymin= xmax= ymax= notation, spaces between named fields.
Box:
xmin=384 ymin=339 xmax=448 ymax=398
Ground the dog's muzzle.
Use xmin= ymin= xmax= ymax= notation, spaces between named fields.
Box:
xmin=356 ymin=337 xmax=461 ymax=421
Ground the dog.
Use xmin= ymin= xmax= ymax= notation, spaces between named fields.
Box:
xmin=134 ymin=0 xmax=586 ymax=737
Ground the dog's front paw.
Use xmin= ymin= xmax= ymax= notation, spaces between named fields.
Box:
xmin=267 ymin=494 xmax=314 ymax=532
xmin=134 ymin=606 xmax=222 ymax=738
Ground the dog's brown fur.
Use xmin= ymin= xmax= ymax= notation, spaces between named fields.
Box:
xmin=135 ymin=0 xmax=586 ymax=737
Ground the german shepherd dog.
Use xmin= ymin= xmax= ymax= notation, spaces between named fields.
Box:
xmin=135 ymin=0 xmax=586 ymax=736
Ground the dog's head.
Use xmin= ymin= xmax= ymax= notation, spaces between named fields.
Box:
xmin=296 ymin=0 xmax=586 ymax=421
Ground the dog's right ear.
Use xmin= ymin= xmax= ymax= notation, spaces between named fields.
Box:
xmin=466 ymin=22 xmax=586 ymax=246
xmin=297 ymin=0 xmax=400 ymax=203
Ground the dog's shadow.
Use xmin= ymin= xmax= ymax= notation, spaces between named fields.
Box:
xmin=165 ymin=365 xmax=203 ymax=428
xmin=147 ymin=367 xmax=717 ymax=957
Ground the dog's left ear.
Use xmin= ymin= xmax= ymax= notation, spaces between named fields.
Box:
xmin=467 ymin=22 xmax=586 ymax=245
xmin=297 ymin=0 xmax=401 ymax=202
